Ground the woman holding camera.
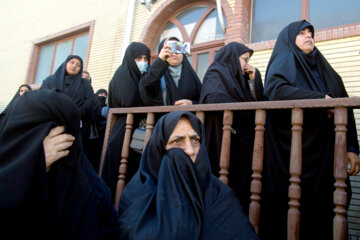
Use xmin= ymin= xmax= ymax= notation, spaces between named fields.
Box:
xmin=139 ymin=37 xmax=202 ymax=106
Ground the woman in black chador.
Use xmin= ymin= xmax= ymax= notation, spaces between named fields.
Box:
xmin=0 ymin=89 xmax=116 ymax=239
xmin=260 ymin=20 xmax=360 ymax=239
xmin=139 ymin=37 xmax=202 ymax=106
xmin=102 ymin=42 xmax=150 ymax=201
xmin=0 ymin=84 xmax=31 ymax=123
xmin=200 ymin=42 xmax=264 ymax=215
xmin=41 ymin=55 xmax=95 ymax=152
xmin=115 ymin=111 xmax=258 ymax=240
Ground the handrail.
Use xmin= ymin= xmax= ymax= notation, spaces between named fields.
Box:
xmin=105 ymin=97 xmax=360 ymax=114
xmin=99 ymin=97 xmax=360 ymax=240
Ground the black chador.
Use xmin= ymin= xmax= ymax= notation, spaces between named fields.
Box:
xmin=101 ymin=42 xmax=150 ymax=201
xmin=200 ymin=42 xmax=264 ymax=215
xmin=260 ymin=20 xmax=359 ymax=240
xmin=139 ymin=38 xmax=202 ymax=106
xmin=115 ymin=111 xmax=258 ymax=240
xmin=0 ymin=89 xmax=116 ymax=239
xmin=41 ymin=55 xmax=94 ymax=121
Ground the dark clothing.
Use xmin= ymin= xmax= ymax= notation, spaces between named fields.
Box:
xmin=139 ymin=38 xmax=202 ymax=106
xmin=116 ymin=111 xmax=258 ymax=240
xmin=40 ymin=55 xmax=94 ymax=156
xmin=41 ymin=55 xmax=94 ymax=121
xmin=260 ymin=20 xmax=359 ymax=240
xmin=102 ymin=42 xmax=150 ymax=201
xmin=0 ymin=84 xmax=31 ymax=124
xmin=200 ymin=42 xmax=264 ymax=215
xmin=0 ymin=89 xmax=116 ymax=239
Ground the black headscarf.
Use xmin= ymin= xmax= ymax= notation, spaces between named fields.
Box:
xmin=108 ymin=42 xmax=150 ymax=108
xmin=0 ymin=89 xmax=103 ymax=239
xmin=41 ymin=55 xmax=94 ymax=119
xmin=0 ymin=84 xmax=32 ymax=123
xmin=200 ymin=42 xmax=263 ymax=103
xmin=263 ymin=20 xmax=347 ymax=100
xmin=199 ymin=42 xmax=264 ymax=215
xmin=116 ymin=111 xmax=258 ymax=240
xmin=95 ymin=88 xmax=108 ymax=108
xmin=260 ymin=20 xmax=359 ymax=240
xmin=139 ymin=38 xmax=202 ymax=105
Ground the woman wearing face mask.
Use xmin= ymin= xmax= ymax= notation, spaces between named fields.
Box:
xmin=260 ymin=20 xmax=360 ymax=239
xmin=102 ymin=42 xmax=151 ymax=201
xmin=139 ymin=37 xmax=202 ymax=106
xmin=200 ymin=42 xmax=264 ymax=216
xmin=0 ymin=84 xmax=32 ymax=123
xmin=115 ymin=111 xmax=258 ymax=240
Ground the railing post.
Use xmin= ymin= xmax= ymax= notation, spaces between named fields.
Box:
xmin=333 ymin=107 xmax=348 ymax=240
xmin=99 ymin=110 xmax=118 ymax=176
xmin=249 ymin=109 xmax=266 ymax=234
xmin=219 ymin=110 xmax=233 ymax=185
xmin=143 ymin=112 xmax=155 ymax=149
xmin=115 ymin=113 xmax=134 ymax=210
xmin=196 ymin=111 xmax=205 ymax=124
xmin=288 ymin=108 xmax=303 ymax=240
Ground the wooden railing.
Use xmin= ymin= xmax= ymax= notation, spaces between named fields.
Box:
xmin=98 ymin=97 xmax=360 ymax=240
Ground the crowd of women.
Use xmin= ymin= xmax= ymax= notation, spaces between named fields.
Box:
xmin=1 ymin=20 xmax=360 ymax=239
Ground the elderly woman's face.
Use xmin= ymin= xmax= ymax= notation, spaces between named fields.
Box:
xmin=19 ymin=86 xmax=30 ymax=96
xmin=295 ymin=27 xmax=315 ymax=54
xmin=165 ymin=117 xmax=200 ymax=162
xmin=66 ymin=58 xmax=82 ymax=76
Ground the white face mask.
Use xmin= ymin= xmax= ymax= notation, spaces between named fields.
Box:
xmin=136 ymin=61 xmax=148 ymax=74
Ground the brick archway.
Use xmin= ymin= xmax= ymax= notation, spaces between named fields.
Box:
xmin=139 ymin=0 xmax=239 ymax=50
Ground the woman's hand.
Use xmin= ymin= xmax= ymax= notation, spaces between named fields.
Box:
xmin=174 ymin=99 xmax=192 ymax=106
xmin=159 ymin=39 xmax=173 ymax=61
xmin=43 ymin=126 xmax=75 ymax=172
xmin=348 ymin=152 xmax=360 ymax=176
xmin=243 ymin=65 xmax=256 ymax=79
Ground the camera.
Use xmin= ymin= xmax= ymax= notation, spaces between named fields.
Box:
xmin=166 ymin=41 xmax=191 ymax=54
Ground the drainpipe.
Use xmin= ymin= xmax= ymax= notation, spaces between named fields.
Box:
xmin=216 ymin=0 xmax=226 ymax=33
xmin=121 ymin=0 xmax=136 ymax=60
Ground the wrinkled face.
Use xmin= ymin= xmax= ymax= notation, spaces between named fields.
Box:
xmin=82 ymin=72 xmax=90 ymax=80
xmin=295 ymin=27 xmax=315 ymax=54
xmin=134 ymin=54 xmax=149 ymax=64
xmin=165 ymin=117 xmax=200 ymax=162
xmin=19 ymin=86 xmax=30 ymax=96
xmin=66 ymin=58 xmax=82 ymax=76
xmin=238 ymin=52 xmax=251 ymax=75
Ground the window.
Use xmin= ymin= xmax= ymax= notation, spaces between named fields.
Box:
xmin=309 ymin=0 xmax=360 ymax=30
xmin=153 ymin=5 xmax=226 ymax=82
xmin=251 ymin=0 xmax=360 ymax=43
xmin=251 ymin=0 xmax=301 ymax=43
xmin=27 ymin=21 xmax=93 ymax=86
xmin=34 ymin=33 xmax=88 ymax=84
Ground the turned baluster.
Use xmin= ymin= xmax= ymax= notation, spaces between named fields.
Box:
xmin=249 ymin=109 xmax=266 ymax=234
xmin=143 ymin=112 xmax=155 ymax=149
xmin=115 ymin=113 xmax=134 ymax=210
xmin=99 ymin=110 xmax=118 ymax=176
xmin=196 ymin=111 xmax=205 ymax=124
xmin=288 ymin=108 xmax=303 ymax=240
xmin=219 ymin=110 xmax=233 ymax=185
xmin=333 ymin=107 xmax=348 ymax=240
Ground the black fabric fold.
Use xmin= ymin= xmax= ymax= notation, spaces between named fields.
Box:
xmin=116 ymin=111 xmax=258 ymax=240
